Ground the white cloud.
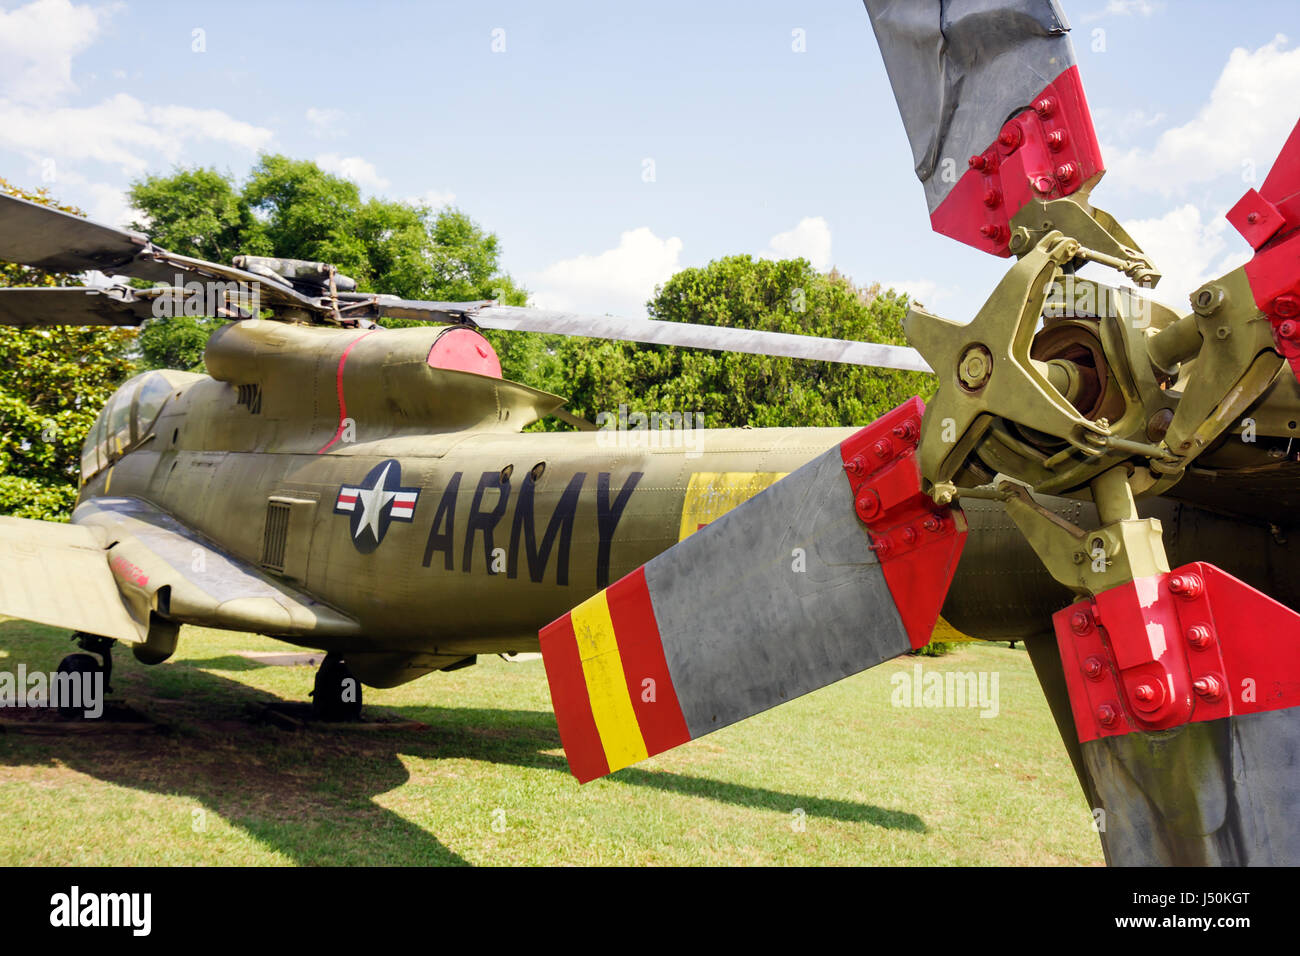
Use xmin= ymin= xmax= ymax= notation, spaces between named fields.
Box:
xmin=315 ymin=153 xmax=390 ymax=191
xmin=1103 ymin=36 xmax=1300 ymax=196
xmin=529 ymin=227 xmax=684 ymax=317
xmin=305 ymin=106 xmax=346 ymax=139
xmin=1121 ymin=204 xmax=1252 ymax=306
xmin=0 ymin=0 xmax=110 ymax=105
xmin=879 ymin=278 xmax=943 ymax=307
xmin=0 ymin=0 xmax=272 ymax=212
xmin=0 ymin=94 xmax=273 ymax=174
xmin=411 ymin=188 xmax=456 ymax=209
xmin=1082 ymin=0 xmax=1164 ymax=21
xmin=759 ymin=216 xmax=832 ymax=270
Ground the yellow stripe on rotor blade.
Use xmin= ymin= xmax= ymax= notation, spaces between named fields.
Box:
xmin=569 ymin=590 xmax=648 ymax=772
xmin=931 ymin=615 xmax=979 ymax=643
xmin=678 ymin=471 xmax=788 ymax=542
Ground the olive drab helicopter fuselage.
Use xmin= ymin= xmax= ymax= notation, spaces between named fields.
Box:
xmin=71 ymin=318 xmax=867 ymax=689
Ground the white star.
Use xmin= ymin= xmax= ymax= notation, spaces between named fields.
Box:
xmin=354 ymin=462 xmax=398 ymax=541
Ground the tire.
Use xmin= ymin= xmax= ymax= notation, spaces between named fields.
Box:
xmin=56 ymin=653 xmax=101 ymax=720
xmin=311 ymin=653 xmax=362 ymax=721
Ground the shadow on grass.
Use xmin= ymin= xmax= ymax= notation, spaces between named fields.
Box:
xmin=0 ymin=622 xmax=925 ymax=865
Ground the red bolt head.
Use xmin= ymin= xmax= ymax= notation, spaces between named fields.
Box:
xmin=1193 ymin=674 xmax=1223 ymax=700
xmin=844 ymin=455 xmax=865 ymax=477
xmin=902 ymin=526 xmax=918 ymax=545
xmin=892 ymin=420 xmax=919 ymax=443
xmin=1033 ymin=175 xmax=1056 ymax=194
xmin=1247 ymin=212 xmax=1260 ymax=224
xmin=871 ymin=438 xmax=893 ymax=459
xmin=1046 ymin=129 xmax=1069 ymax=151
xmin=1274 ymin=295 xmax=1300 ymax=319
xmin=1056 ymin=162 xmax=1077 ymax=184
xmin=1168 ymin=573 xmax=1203 ymax=599
xmin=1034 ymin=96 xmax=1056 ymax=117
xmin=1186 ymin=624 xmax=1214 ymax=649
xmin=1097 ymin=704 xmax=1117 ymax=727
xmin=1130 ymin=680 xmax=1166 ymax=713
xmin=982 ymin=188 xmax=1001 ymax=208
xmin=1280 ymin=320 xmax=1298 ymax=339
xmin=855 ymin=491 xmax=881 ymax=520
xmin=979 ymin=223 xmax=1005 ymax=241
xmin=870 ymin=535 xmax=892 ymax=557
xmin=1070 ymin=610 xmax=1092 ymax=635
xmin=968 ymin=154 xmax=987 ymax=171
xmin=1083 ymin=656 xmax=1105 ymax=681
xmin=922 ymin=514 xmax=943 ymax=533
xmin=998 ymin=123 xmax=1022 ymax=150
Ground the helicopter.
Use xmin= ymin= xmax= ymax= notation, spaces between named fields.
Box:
xmin=0 ymin=0 xmax=1297 ymax=868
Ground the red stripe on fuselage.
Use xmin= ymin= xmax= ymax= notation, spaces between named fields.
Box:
xmin=317 ymin=331 xmax=378 ymax=454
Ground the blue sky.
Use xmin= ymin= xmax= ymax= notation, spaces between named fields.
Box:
xmin=2 ymin=0 xmax=1300 ymax=324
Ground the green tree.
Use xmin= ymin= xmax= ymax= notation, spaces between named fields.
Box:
xmin=550 ymin=256 xmax=934 ymax=428
xmin=0 ymin=179 xmax=137 ymax=520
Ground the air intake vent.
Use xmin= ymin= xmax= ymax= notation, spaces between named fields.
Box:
xmin=237 ymin=383 xmax=262 ymax=414
xmin=261 ymin=501 xmax=291 ymax=572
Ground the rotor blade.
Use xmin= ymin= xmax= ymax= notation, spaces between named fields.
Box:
xmin=469 ymin=305 xmax=931 ymax=372
xmin=1052 ymin=563 xmax=1300 ymax=864
xmin=538 ymin=397 xmax=966 ymax=783
xmin=0 ymin=192 xmax=177 ymax=283
xmin=0 ymin=286 xmax=156 ymax=327
xmin=864 ymin=0 xmax=1104 ymax=255
xmin=0 ymin=193 xmax=332 ymax=315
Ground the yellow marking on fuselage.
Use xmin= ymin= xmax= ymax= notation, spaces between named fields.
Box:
xmin=677 ymin=471 xmax=789 ymax=542
xmin=569 ymin=590 xmax=648 ymax=772
xmin=104 ymin=465 xmax=113 ymax=494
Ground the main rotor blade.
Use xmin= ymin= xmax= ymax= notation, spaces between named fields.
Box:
xmin=0 ymin=287 xmax=156 ymax=327
xmin=538 ymin=397 xmax=965 ymax=783
xmin=864 ymin=0 xmax=1104 ymax=255
xmin=0 ymin=192 xmax=332 ymax=316
xmin=468 ymin=305 xmax=932 ymax=372
xmin=0 ymin=192 xmax=177 ymax=283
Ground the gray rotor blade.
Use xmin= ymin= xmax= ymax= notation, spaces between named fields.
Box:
xmin=0 ymin=192 xmax=177 ymax=283
xmin=0 ymin=193 xmax=331 ymax=315
xmin=468 ymin=305 xmax=931 ymax=372
xmin=0 ymin=287 xmax=157 ymax=327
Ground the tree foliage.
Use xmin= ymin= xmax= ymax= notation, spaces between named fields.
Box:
xmin=0 ymin=179 xmax=137 ymax=520
xmin=517 ymin=256 xmax=935 ymax=429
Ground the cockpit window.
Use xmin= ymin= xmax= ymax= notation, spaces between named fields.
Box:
xmin=79 ymin=407 xmax=105 ymax=481
xmin=134 ymin=373 xmax=173 ymax=436
xmin=79 ymin=370 xmax=179 ymax=483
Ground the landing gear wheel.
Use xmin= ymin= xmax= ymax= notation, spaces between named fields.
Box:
xmin=311 ymin=653 xmax=362 ymax=721
xmin=55 ymin=653 xmax=101 ymax=719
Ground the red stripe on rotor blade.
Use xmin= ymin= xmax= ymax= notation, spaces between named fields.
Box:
xmin=605 ymin=567 xmax=691 ymax=757
xmin=539 ymin=613 xmax=611 ymax=784
xmin=930 ymin=65 xmax=1104 ymax=256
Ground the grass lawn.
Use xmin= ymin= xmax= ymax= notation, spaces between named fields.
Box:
xmin=0 ymin=618 xmax=1104 ymax=866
